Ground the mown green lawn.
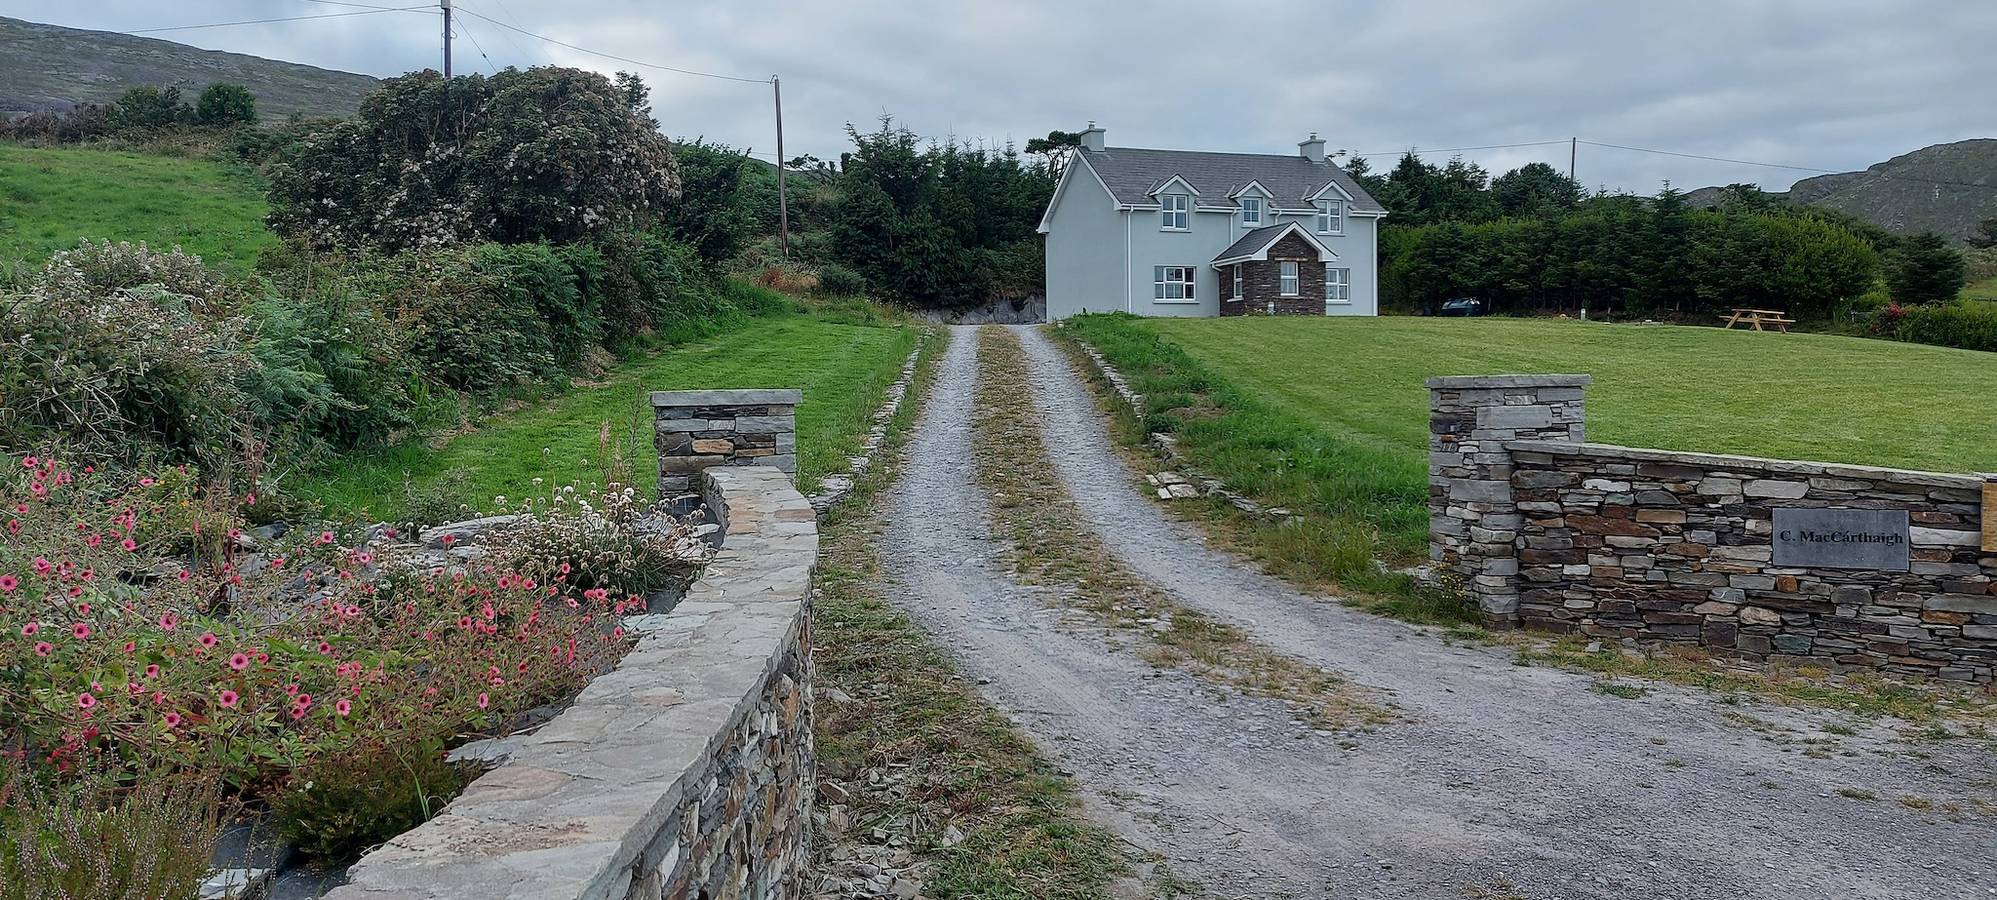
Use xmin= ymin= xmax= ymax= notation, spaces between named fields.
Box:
xmin=1144 ymin=316 xmax=1997 ymax=474
xmin=291 ymin=314 xmax=917 ymax=521
xmin=0 ymin=144 xmax=272 ymax=271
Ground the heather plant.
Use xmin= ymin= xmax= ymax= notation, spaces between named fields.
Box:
xmin=0 ymin=765 xmax=222 ymax=900
xmin=0 ymin=453 xmax=690 ymax=861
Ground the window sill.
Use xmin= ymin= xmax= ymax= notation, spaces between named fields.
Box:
xmin=1152 ymin=299 xmax=1202 ymax=305
xmin=1160 ymin=227 xmax=1190 ymax=233
xmin=1325 ymin=299 xmax=1352 ymax=305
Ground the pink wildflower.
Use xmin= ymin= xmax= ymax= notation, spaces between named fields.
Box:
xmin=77 ymin=693 xmax=96 ymax=710
xmin=33 ymin=642 xmax=51 ymax=657
xmin=477 ymin=692 xmax=489 ymax=710
xmin=335 ymin=699 xmax=352 ymax=716
xmin=218 ymin=690 xmax=239 ymax=709
xmin=227 ymin=653 xmax=250 ymax=671
xmin=71 ymin=622 xmax=90 ymax=639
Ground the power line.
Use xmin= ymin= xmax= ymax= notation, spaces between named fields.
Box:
xmin=1352 ymin=140 xmax=1570 ymax=159
xmin=452 ymin=13 xmax=499 ymax=75
xmin=129 ymin=6 xmax=433 ymax=35
xmin=1576 ymin=139 xmax=1832 ymax=174
xmin=450 ymin=6 xmax=770 ymax=84
xmin=0 ymin=6 xmax=433 ymax=43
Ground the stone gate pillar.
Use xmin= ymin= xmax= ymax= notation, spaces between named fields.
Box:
xmin=652 ymin=389 xmax=801 ymax=495
xmin=1427 ymin=375 xmax=1590 ymax=628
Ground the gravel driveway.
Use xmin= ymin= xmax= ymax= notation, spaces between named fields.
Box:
xmin=874 ymin=325 xmax=1996 ymax=900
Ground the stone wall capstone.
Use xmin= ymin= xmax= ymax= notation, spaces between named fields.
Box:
xmin=654 ymin=389 xmax=801 ymax=494
xmin=1429 ymin=375 xmax=1997 ymax=683
xmin=324 ymin=465 xmax=817 ymax=899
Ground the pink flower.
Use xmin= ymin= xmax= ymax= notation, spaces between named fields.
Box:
xmin=120 ymin=538 xmax=137 ymax=552
xmin=158 ymin=612 xmax=178 ymax=631
xmin=176 ymin=570 xmax=191 ymax=583
xmin=139 ymin=477 xmax=155 ymax=487
xmin=0 ymin=574 xmax=16 ymax=593
xmin=198 ymin=632 xmax=218 ymax=649
xmin=227 ymin=653 xmax=250 ymax=671
xmin=441 ymin=533 xmax=457 ymax=546
xmin=121 ymin=640 xmax=134 ymax=653
xmin=335 ymin=699 xmax=352 ymax=716
xmin=20 ymin=622 xmax=37 ymax=636
xmin=316 ymin=641 xmax=333 ymax=655
xmin=71 ymin=622 xmax=90 ymax=639
xmin=31 ymin=557 xmax=51 ymax=576
xmin=144 ymin=664 xmax=160 ymax=679
xmin=20 ymin=456 xmax=36 ymax=468
xmin=77 ymin=692 xmax=97 ymax=710
xmin=476 ymin=692 xmax=489 ymax=710
xmin=290 ymin=706 xmax=308 ymax=720
xmin=163 ymin=712 xmax=183 ymax=728
xmin=316 ymin=531 xmax=335 ymax=546
xmin=33 ymin=642 xmax=51 ymax=657
xmin=218 ymin=689 xmax=239 ymax=709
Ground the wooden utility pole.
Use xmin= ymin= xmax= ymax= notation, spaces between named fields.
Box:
xmin=774 ymin=75 xmax=789 ymax=259
xmin=440 ymin=0 xmax=453 ymax=76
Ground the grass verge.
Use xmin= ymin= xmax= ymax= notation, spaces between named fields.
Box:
xmin=1509 ymin=636 xmax=1997 ymax=728
xmin=1052 ymin=315 xmax=1472 ymax=625
xmin=290 ymin=311 xmax=916 ymax=522
xmin=972 ymin=326 xmax=1392 ymax=728
xmin=810 ymin=328 xmax=1135 ymax=899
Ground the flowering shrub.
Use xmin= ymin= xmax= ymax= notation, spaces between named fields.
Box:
xmin=0 ymin=454 xmax=690 ymax=861
xmin=264 ymin=67 xmax=681 ymax=252
xmin=487 ymin=479 xmax=709 ymax=602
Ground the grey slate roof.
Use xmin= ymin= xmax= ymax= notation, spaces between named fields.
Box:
xmin=1214 ymin=224 xmax=1294 ymax=261
xmin=1082 ymin=146 xmax=1386 ymax=213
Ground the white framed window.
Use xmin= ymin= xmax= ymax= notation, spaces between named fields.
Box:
xmin=1315 ymin=199 xmax=1344 ymax=234
xmin=1239 ymin=196 xmax=1263 ymax=227
xmin=1325 ymin=265 xmax=1351 ymax=304
xmin=1154 ymin=265 xmax=1196 ymax=301
xmin=1279 ymin=261 xmax=1299 ymax=296
xmin=1232 ymin=265 xmax=1243 ymax=300
xmin=1160 ymin=194 xmax=1189 ymax=230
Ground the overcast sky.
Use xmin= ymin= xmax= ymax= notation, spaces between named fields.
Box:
xmin=10 ymin=0 xmax=1994 ymax=192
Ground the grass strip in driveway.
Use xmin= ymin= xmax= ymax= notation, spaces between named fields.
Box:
xmin=972 ymin=326 xmax=1392 ymax=728
xmin=292 ymin=313 xmax=917 ymax=522
xmin=810 ymin=329 xmax=1136 ymax=900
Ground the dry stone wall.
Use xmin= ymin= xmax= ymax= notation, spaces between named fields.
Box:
xmin=325 ymin=466 xmax=817 ymax=899
xmin=1429 ymin=375 xmax=1997 ymax=683
xmin=654 ymin=389 xmax=800 ymax=494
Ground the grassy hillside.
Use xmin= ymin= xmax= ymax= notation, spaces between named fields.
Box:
xmin=293 ymin=315 xmax=918 ymax=521
xmin=0 ymin=15 xmax=378 ymax=119
xmin=0 ymin=143 xmax=272 ymax=270
xmin=1144 ymin=316 xmax=1997 ymax=474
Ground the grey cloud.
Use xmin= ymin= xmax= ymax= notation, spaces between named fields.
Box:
xmin=9 ymin=0 xmax=1990 ymax=190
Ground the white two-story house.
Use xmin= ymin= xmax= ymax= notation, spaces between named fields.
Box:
xmin=1038 ymin=125 xmax=1386 ymax=320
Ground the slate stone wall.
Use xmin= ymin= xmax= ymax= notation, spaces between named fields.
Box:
xmin=326 ymin=466 xmax=817 ymax=900
xmin=654 ymin=389 xmax=801 ymax=494
xmin=1429 ymin=375 xmax=1997 ymax=684
xmin=1428 ymin=374 xmax=1592 ymax=625
xmin=1223 ymin=234 xmax=1328 ymax=316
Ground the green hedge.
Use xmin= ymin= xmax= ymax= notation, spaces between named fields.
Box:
xmin=1892 ymin=301 xmax=1997 ymax=353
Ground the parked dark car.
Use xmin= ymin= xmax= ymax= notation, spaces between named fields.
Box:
xmin=1434 ymin=297 xmax=1485 ymax=317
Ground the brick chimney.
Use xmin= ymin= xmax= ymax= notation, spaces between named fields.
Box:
xmin=1080 ymin=121 xmax=1105 ymax=152
xmin=1298 ymin=132 xmax=1326 ymax=163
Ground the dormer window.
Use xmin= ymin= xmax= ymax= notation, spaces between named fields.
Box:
xmin=1160 ymin=194 xmax=1189 ymax=230
xmin=1315 ymin=199 xmax=1344 ymax=234
xmin=1240 ymin=196 xmax=1263 ymax=227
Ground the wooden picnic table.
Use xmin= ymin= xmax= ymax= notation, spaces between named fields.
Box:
xmin=1719 ymin=307 xmax=1795 ymax=332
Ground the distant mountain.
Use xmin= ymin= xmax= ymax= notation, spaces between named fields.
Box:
xmin=1685 ymin=139 xmax=1997 ymax=244
xmin=0 ymin=16 xmax=379 ymax=121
